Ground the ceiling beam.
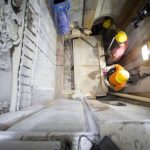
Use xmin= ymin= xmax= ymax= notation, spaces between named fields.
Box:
xmin=83 ymin=0 xmax=98 ymax=29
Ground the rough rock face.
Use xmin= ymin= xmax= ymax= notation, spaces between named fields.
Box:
xmin=0 ymin=0 xmax=56 ymax=110
xmin=0 ymin=0 xmax=21 ymax=70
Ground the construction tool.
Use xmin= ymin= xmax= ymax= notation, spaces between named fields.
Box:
xmin=100 ymin=37 xmax=115 ymax=57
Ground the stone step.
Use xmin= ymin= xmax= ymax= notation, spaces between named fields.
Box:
xmin=0 ymin=141 xmax=60 ymax=150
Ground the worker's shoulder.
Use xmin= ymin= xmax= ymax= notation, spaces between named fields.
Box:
xmin=114 ymin=64 xmax=123 ymax=69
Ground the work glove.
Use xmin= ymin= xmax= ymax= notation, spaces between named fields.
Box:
xmin=102 ymin=68 xmax=107 ymax=76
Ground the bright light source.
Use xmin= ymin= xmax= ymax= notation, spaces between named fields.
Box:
xmin=142 ymin=45 xmax=150 ymax=61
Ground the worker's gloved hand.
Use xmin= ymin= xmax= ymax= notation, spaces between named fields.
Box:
xmin=111 ymin=24 xmax=116 ymax=29
xmin=102 ymin=68 xmax=107 ymax=76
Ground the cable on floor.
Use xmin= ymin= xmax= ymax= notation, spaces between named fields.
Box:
xmin=77 ymin=135 xmax=100 ymax=150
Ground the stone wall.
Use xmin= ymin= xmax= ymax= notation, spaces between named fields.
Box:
xmin=0 ymin=0 xmax=56 ymax=111
xmin=0 ymin=0 xmax=22 ymax=111
xmin=17 ymin=0 xmax=56 ymax=109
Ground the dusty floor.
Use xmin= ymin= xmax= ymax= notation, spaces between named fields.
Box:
xmin=0 ymin=98 xmax=150 ymax=150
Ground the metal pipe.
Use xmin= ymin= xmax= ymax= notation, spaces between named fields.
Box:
xmin=106 ymin=37 xmax=115 ymax=52
xmin=110 ymin=92 xmax=150 ymax=103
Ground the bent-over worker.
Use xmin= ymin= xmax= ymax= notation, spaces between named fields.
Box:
xmin=107 ymin=31 xmax=128 ymax=65
xmin=91 ymin=17 xmax=113 ymax=36
xmin=103 ymin=64 xmax=130 ymax=91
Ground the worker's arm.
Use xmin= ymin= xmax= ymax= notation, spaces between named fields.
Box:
xmin=100 ymin=50 xmax=111 ymax=58
xmin=104 ymin=78 xmax=115 ymax=90
xmin=103 ymin=64 xmax=116 ymax=74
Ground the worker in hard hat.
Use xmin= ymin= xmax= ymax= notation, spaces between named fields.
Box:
xmin=103 ymin=18 xmax=112 ymax=29
xmin=107 ymin=31 xmax=128 ymax=65
xmin=102 ymin=64 xmax=130 ymax=91
xmin=91 ymin=17 xmax=113 ymax=35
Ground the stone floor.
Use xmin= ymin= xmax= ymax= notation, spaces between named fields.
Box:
xmin=8 ymin=99 xmax=85 ymax=133
xmin=0 ymin=98 xmax=150 ymax=150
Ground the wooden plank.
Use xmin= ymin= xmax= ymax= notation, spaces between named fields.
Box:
xmin=131 ymin=92 xmax=150 ymax=98
xmin=110 ymin=92 xmax=150 ymax=103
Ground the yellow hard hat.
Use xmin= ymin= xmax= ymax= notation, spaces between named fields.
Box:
xmin=115 ymin=31 xmax=128 ymax=43
xmin=103 ymin=19 xmax=112 ymax=29
xmin=115 ymin=70 xmax=130 ymax=84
